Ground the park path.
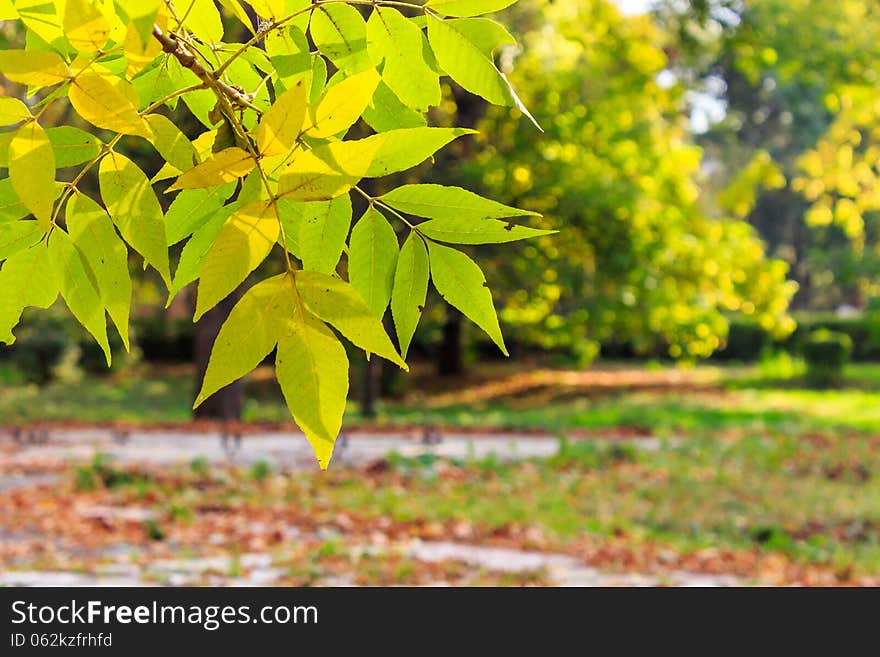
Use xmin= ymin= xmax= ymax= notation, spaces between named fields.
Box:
xmin=0 ymin=427 xmax=745 ymax=587
xmin=2 ymin=427 xmax=669 ymax=472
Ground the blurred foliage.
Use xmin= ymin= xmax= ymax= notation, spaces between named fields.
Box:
xmin=428 ymin=0 xmax=795 ymax=361
xmin=659 ymin=0 xmax=880 ymax=311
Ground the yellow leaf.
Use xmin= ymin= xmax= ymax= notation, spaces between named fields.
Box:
xmin=0 ymin=50 xmax=71 ymax=87
xmin=9 ymin=122 xmax=55 ymax=231
xmin=277 ymin=137 xmax=382 ymax=201
xmin=0 ymin=97 xmax=31 ymax=127
xmin=257 ymin=79 xmax=307 ymax=156
xmin=276 ymin=305 xmax=349 ymax=469
xmin=247 ymin=0 xmax=287 ymax=19
xmin=123 ymin=11 xmax=165 ymax=76
xmin=166 ymin=147 xmax=256 ymax=192
xmin=195 ymin=201 xmax=280 ymax=320
xmin=63 ymin=0 xmax=111 ymax=52
xmin=302 ymin=68 xmax=380 ymax=139
xmin=69 ymin=71 xmax=153 ymax=139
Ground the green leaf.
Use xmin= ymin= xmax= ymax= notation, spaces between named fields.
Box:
xmin=0 ymin=243 xmax=58 ymax=345
xmin=48 ymin=228 xmax=112 ymax=365
xmin=425 ymin=15 xmax=540 ymax=129
xmin=0 ymin=96 xmax=31 ymax=127
xmin=276 ymin=304 xmax=349 ymax=470
xmin=166 ymin=147 xmax=255 ymax=192
xmin=364 ymin=127 xmax=473 ymax=177
xmin=299 ymin=195 xmax=352 ymax=275
xmin=426 ymin=0 xmax=519 ymax=17
xmin=0 ymin=220 xmax=45 ymax=260
xmin=195 ymin=273 xmax=293 ymax=406
xmin=426 ymin=14 xmax=508 ymax=105
xmin=380 ymin=184 xmax=538 ymax=221
xmin=0 ymin=179 xmax=62 ymax=224
xmin=418 ymin=217 xmax=553 ymax=244
xmin=45 ymin=126 xmax=102 ymax=168
xmin=275 ymin=198 xmax=303 ymax=258
xmin=427 ymin=240 xmax=507 ymax=355
xmin=9 ymin=122 xmax=55 ymax=231
xmin=349 ymin=206 xmax=399 ymax=318
xmin=145 ymin=113 xmax=200 ymax=173
xmin=390 ymin=233 xmax=428 ymax=358
xmin=65 ymin=192 xmax=133 ymax=350
xmin=448 ymin=17 xmax=516 ymax=56
xmin=195 ymin=200 xmax=280 ymax=320
xmin=164 ymin=184 xmax=236 ymax=245
xmin=168 ymin=204 xmax=235 ymax=304
xmin=256 ymin=79 xmax=307 ymax=157
xmin=362 ymin=80 xmax=427 ymax=132
xmin=366 ymin=7 xmax=440 ymax=111
xmin=294 ymin=270 xmax=407 ymax=369
xmin=99 ymin=151 xmax=171 ymax=286
xmin=310 ymin=3 xmax=372 ymax=75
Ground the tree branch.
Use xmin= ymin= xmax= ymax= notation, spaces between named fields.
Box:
xmin=151 ymin=24 xmax=256 ymax=111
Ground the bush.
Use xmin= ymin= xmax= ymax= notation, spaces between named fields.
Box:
xmin=802 ymin=329 xmax=852 ymax=388
xmin=8 ymin=315 xmax=70 ymax=384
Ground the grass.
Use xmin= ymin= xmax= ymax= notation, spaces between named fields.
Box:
xmin=2 ymin=361 xmax=880 ymax=437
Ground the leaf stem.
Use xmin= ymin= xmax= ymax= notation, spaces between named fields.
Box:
xmin=50 ymin=133 xmax=123 ymax=227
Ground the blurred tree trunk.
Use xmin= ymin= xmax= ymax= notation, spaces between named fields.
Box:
xmin=361 ymin=356 xmax=381 ymax=419
xmin=193 ymin=289 xmax=244 ymax=420
xmin=437 ymin=306 xmax=464 ymax=377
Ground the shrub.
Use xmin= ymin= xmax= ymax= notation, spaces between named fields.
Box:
xmin=802 ymin=329 xmax=852 ymax=387
xmin=9 ymin=315 xmax=71 ymax=384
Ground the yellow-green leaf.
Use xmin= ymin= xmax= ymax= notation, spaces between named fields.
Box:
xmin=99 ymin=151 xmax=171 ymax=286
xmin=0 ymin=50 xmax=70 ymax=87
xmin=366 ymin=7 xmax=440 ymax=111
xmin=349 ymin=206 xmax=399 ymax=318
xmin=256 ymin=79 xmax=307 ymax=157
xmin=66 ymin=192 xmax=132 ymax=350
xmin=390 ymin=232 xmax=428 ymax=358
xmin=302 ymin=68 xmax=380 ymax=138
xmin=63 ymin=0 xmax=111 ymax=52
xmin=168 ymin=204 xmax=235 ymax=303
xmin=9 ymin=122 xmax=55 ymax=231
xmin=426 ymin=0 xmax=518 ymax=17
xmin=310 ymin=3 xmax=372 ymax=75
xmin=277 ymin=138 xmax=380 ymax=201
xmin=45 ymin=126 xmax=102 ymax=168
xmin=69 ymin=71 xmax=153 ymax=139
xmin=418 ymin=217 xmax=553 ymax=244
xmin=166 ymin=147 xmax=255 ymax=192
xmin=0 ymin=243 xmax=58 ymax=345
xmin=294 ymin=269 xmax=407 ymax=368
xmin=380 ymin=184 xmax=538 ymax=220
xmin=195 ymin=201 xmax=280 ymax=320
xmin=276 ymin=305 xmax=349 ymax=469
xmin=0 ymin=220 xmax=45 ymax=260
xmin=0 ymin=97 xmax=31 ymax=127
xmin=427 ymin=240 xmax=507 ymax=355
xmin=299 ymin=195 xmax=352 ymax=274
xmin=165 ymin=184 xmax=236 ymax=245
xmin=48 ymin=228 xmax=112 ymax=365
xmin=145 ymin=113 xmax=200 ymax=173
xmin=180 ymin=0 xmax=224 ymax=43
xmin=195 ymin=273 xmax=293 ymax=406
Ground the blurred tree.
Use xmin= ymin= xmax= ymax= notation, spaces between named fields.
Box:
xmin=425 ymin=0 xmax=796 ymax=366
xmin=658 ymin=0 xmax=880 ymax=309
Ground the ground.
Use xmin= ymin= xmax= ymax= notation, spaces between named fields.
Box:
xmin=1 ymin=359 xmax=879 ymax=586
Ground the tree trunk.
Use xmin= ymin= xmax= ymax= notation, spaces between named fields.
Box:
xmin=437 ymin=305 xmax=465 ymax=377
xmin=193 ymin=289 xmax=245 ymax=420
xmin=361 ymin=356 xmax=381 ymax=419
